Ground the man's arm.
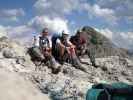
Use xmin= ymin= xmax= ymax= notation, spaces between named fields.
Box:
xmin=67 ymin=39 xmax=75 ymax=48
xmin=56 ymin=39 xmax=65 ymax=48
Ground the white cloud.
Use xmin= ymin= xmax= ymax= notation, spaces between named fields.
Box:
xmin=120 ymin=32 xmax=133 ymax=42
xmin=34 ymin=0 xmax=86 ymax=17
xmin=112 ymin=31 xmax=133 ymax=50
xmin=93 ymin=5 xmax=116 ymax=23
xmin=7 ymin=25 xmax=34 ymax=39
xmin=0 ymin=8 xmax=25 ymax=21
xmin=7 ymin=25 xmax=35 ymax=44
xmin=97 ymin=0 xmax=133 ymax=22
xmin=95 ymin=28 xmax=113 ymax=39
xmin=33 ymin=0 xmax=88 ymax=34
xmin=95 ymin=27 xmax=133 ymax=50
xmin=0 ymin=15 xmax=69 ymax=44
xmin=84 ymin=4 xmax=117 ymax=25
xmin=0 ymin=24 xmax=35 ymax=44
xmin=28 ymin=16 xmax=69 ymax=34
xmin=0 ymin=25 xmax=8 ymax=37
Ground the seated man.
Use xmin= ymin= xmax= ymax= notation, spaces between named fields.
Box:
xmin=70 ymin=29 xmax=97 ymax=67
xmin=56 ymin=31 xmax=87 ymax=72
xmin=70 ymin=29 xmax=87 ymax=57
xmin=31 ymin=28 xmax=60 ymax=74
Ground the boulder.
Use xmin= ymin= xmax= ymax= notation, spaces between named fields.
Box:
xmin=2 ymin=48 xmax=16 ymax=58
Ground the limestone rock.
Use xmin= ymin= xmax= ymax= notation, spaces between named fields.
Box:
xmin=2 ymin=48 xmax=15 ymax=58
xmin=0 ymin=69 xmax=50 ymax=100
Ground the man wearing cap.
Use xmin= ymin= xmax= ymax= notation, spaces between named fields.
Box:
xmin=70 ymin=29 xmax=87 ymax=57
xmin=56 ymin=31 xmax=74 ymax=60
xmin=32 ymin=28 xmax=60 ymax=74
xmin=56 ymin=31 xmax=87 ymax=72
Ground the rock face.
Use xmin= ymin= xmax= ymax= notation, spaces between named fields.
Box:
xmin=82 ymin=26 xmax=129 ymax=58
xmin=0 ymin=35 xmax=132 ymax=100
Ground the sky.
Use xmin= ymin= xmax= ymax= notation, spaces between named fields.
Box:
xmin=0 ymin=0 xmax=133 ymax=50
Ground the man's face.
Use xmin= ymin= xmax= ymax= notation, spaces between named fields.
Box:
xmin=42 ymin=31 xmax=48 ymax=37
xmin=62 ymin=34 xmax=68 ymax=40
xmin=76 ymin=32 xmax=81 ymax=37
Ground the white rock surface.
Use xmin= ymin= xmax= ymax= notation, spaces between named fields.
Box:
xmin=0 ymin=37 xmax=133 ymax=100
xmin=0 ymin=69 xmax=50 ymax=100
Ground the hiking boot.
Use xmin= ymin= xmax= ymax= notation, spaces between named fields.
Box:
xmin=51 ymin=63 xmax=61 ymax=74
xmin=59 ymin=59 xmax=64 ymax=65
xmin=50 ymin=58 xmax=61 ymax=74
xmin=72 ymin=55 xmax=87 ymax=72
xmin=73 ymin=63 xmax=87 ymax=73
xmin=92 ymin=62 xmax=98 ymax=68
xmin=52 ymin=66 xmax=61 ymax=74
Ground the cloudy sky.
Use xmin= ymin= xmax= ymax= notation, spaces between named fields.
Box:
xmin=0 ymin=0 xmax=133 ymax=50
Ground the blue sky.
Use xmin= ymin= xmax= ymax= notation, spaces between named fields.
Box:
xmin=0 ymin=0 xmax=133 ymax=50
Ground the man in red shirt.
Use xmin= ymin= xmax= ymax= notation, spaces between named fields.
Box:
xmin=70 ymin=29 xmax=87 ymax=57
xmin=70 ymin=29 xmax=98 ymax=68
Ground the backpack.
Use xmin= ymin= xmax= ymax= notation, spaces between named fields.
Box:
xmin=51 ymin=33 xmax=61 ymax=46
xmin=51 ymin=33 xmax=61 ymax=60
xmin=86 ymin=82 xmax=133 ymax=100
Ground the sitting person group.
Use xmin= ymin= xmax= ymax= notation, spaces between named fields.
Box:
xmin=30 ymin=28 xmax=89 ymax=74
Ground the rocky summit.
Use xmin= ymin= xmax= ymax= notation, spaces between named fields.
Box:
xmin=82 ymin=26 xmax=129 ymax=58
xmin=0 ymin=27 xmax=133 ymax=100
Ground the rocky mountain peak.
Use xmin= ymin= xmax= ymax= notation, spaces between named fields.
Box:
xmin=82 ymin=26 xmax=130 ymax=58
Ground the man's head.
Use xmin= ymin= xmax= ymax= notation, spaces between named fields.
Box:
xmin=62 ymin=31 xmax=69 ymax=40
xmin=41 ymin=28 xmax=48 ymax=37
xmin=76 ymin=29 xmax=82 ymax=37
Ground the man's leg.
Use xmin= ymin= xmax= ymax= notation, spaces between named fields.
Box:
xmin=88 ymin=49 xmax=97 ymax=67
xmin=32 ymin=47 xmax=44 ymax=60
xmin=68 ymin=47 xmax=88 ymax=72
xmin=56 ymin=45 xmax=66 ymax=64
xmin=44 ymin=52 xmax=61 ymax=74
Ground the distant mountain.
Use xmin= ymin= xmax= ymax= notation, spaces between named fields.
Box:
xmin=82 ymin=26 xmax=129 ymax=58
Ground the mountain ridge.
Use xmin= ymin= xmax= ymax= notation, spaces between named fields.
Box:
xmin=82 ymin=26 xmax=130 ymax=58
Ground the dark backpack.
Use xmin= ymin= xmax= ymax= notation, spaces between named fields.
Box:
xmin=86 ymin=82 xmax=133 ymax=100
xmin=51 ymin=33 xmax=61 ymax=60
xmin=51 ymin=33 xmax=61 ymax=46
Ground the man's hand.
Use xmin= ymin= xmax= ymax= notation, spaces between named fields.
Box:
xmin=45 ymin=47 xmax=51 ymax=52
xmin=66 ymin=45 xmax=75 ymax=55
xmin=70 ymin=45 xmax=75 ymax=49
xmin=42 ymin=47 xmax=52 ymax=56
xmin=44 ymin=51 xmax=51 ymax=57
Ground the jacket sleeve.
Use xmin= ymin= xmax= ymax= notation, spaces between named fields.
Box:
xmin=81 ymin=36 xmax=86 ymax=44
xmin=48 ymin=37 xmax=52 ymax=48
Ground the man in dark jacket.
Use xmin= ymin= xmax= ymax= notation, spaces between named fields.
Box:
xmin=70 ymin=29 xmax=97 ymax=67
xmin=70 ymin=29 xmax=87 ymax=57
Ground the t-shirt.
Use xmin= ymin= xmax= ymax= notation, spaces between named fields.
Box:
xmin=33 ymin=35 xmax=52 ymax=48
xmin=56 ymin=38 xmax=72 ymax=46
